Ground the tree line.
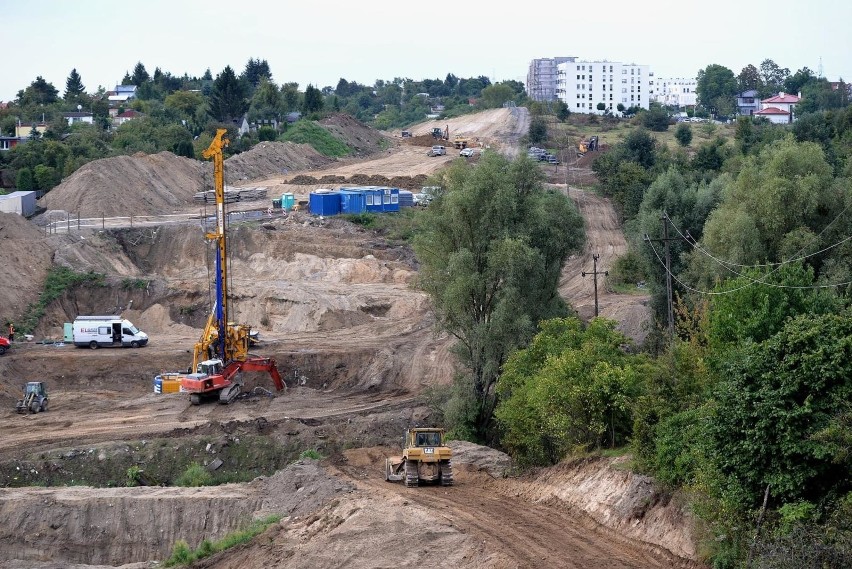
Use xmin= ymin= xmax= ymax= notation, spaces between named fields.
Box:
xmin=0 ymin=59 xmax=527 ymax=193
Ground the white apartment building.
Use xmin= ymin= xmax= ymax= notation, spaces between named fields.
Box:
xmin=527 ymin=57 xmax=577 ymax=101
xmin=556 ymin=60 xmax=652 ymax=115
xmin=652 ymin=77 xmax=698 ymax=108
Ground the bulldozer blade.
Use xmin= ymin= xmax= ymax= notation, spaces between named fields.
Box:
xmin=385 ymin=457 xmax=405 ymax=482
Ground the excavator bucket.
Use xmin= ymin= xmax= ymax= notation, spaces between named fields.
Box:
xmin=385 ymin=456 xmax=405 ymax=482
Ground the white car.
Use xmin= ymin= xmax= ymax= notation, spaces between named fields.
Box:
xmin=459 ymin=147 xmax=477 ymax=157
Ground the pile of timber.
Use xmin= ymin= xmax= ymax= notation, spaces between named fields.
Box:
xmin=193 ymin=186 xmax=268 ymax=204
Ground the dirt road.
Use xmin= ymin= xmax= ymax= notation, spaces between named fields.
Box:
xmin=559 ymin=187 xmax=651 ymax=343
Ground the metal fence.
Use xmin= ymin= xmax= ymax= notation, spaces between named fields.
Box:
xmin=42 ymin=208 xmax=283 ymax=234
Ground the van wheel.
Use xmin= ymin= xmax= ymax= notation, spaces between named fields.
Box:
xmin=89 ymin=341 xmax=98 ymax=349
xmin=130 ymin=341 xmax=140 ymax=348
xmin=0 ymin=345 xmax=6 ymax=355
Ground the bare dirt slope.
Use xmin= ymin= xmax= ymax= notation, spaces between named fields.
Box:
xmin=0 ymin=108 xmax=687 ymax=569
xmin=0 ymin=212 xmax=54 ymax=325
xmin=558 ymin=187 xmax=651 ymax=344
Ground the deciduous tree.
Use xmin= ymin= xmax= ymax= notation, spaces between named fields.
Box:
xmin=696 ymin=64 xmax=737 ymax=116
xmin=413 ymin=154 xmax=584 ymax=442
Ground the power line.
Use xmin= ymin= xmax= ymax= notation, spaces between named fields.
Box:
xmin=646 ymin=237 xmax=852 ymax=296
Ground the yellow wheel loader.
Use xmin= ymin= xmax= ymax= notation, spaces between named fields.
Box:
xmin=16 ymin=382 xmax=48 ymax=414
xmin=385 ymin=428 xmax=453 ymax=488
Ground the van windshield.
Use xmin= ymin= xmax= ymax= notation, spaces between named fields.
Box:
xmin=124 ymin=322 xmax=139 ymax=334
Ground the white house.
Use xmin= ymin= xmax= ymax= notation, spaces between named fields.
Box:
xmin=653 ymin=77 xmax=698 ymax=108
xmin=64 ymin=112 xmax=94 ymax=126
xmin=556 ymin=60 xmax=652 ymax=115
xmin=754 ymin=92 xmax=801 ymax=124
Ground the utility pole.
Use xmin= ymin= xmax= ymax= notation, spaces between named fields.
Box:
xmin=643 ymin=213 xmax=687 ymax=337
xmin=582 ymin=254 xmax=608 ymax=317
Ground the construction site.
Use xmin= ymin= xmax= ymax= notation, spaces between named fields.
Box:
xmin=0 ymin=108 xmax=698 ymax=569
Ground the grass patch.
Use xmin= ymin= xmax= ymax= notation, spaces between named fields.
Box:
xmin=280 ymin=120 xmax=351 ymax=157
xmin=163 ymin=515 xmax=282 ymax=567
xmin=121 ymin=278 xmax=148 ymax=290
xmin=19 ymin=267 xmax=105 ymax=334
xmin=299 ymin=449 xmax=323 ymax=460
xmin=174 ymin=462 xmax=213 ymax=487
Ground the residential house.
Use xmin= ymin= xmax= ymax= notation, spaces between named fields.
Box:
xmin=736 ymin=90 xmax=760 ymax=116
xmin=754 ymin=92 xmax=801 ymax=124
xmin=0 ymin=136 xmax=21 ymax=151
xmin=113 ymin=109 xmax=143 ymax=127
xmin=108 ymin=84 xmax=137 ymax=106
xmin=15 ymin=123 xmax=47 ymax=138
xmin=64 ymin=112 xmax=94 ymax=126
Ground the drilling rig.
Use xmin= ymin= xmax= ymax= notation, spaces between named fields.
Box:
xmin=177 ymin=129 xmax=284 ymax=405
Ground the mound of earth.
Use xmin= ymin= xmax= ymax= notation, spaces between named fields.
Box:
xmin=38 ymin=152 xmax=207 ymax=218
xmin=284 ymin=174 xmax=429 ymax=190
xmin=318 ymin=113 xmax=390 ymax=156
xmin=224 ymin=141 xmax=333 ymax=183
xmin=0 ymin=212 xmax=55 ymax=324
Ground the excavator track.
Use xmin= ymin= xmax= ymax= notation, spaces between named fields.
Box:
xmin=404 ymin=460 xmax=419 ymax=488
xmin=440 ymin=460 xmax=454 ymax=486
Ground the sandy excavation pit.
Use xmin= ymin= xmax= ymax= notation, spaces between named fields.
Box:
xmin=0 ymin=109 xmax=699 ymax=569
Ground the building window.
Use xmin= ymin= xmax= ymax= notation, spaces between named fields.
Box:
xmin=609 ymin=94 xmax=613 ymax=100
xmin=631 ymin=95 xmax=635 ymax=101
xmin=631 ymin=69 xmax=635 ymax=75
xmin=582 ymin=65 xmax=585 ymax=70
xmin=577 ymin=75 xmax=580 ymax=80
xmin=609 ymin=66 xmax=613 ymax=72
xmin=590 ymin=66 xmax=593 ymax=71
xmin=577 ymin=103 xmax=581 ymax=108
xmin=622 ymin=69 xmax=627 ymax=74
xmin=622 ymin=88 xmax=627 ymax=93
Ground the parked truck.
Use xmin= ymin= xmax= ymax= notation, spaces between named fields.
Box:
xmin=72 ymin=316 xmax=148 ymax=349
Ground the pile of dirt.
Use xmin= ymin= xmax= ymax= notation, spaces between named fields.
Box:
xmin=38 ymin=152 xmax=207 ymax=218
xmin=224 ymin=141 xmax=333 ymax=183
xmin=282 ymin=174 xmax=429 ymax=190
xmin=402 ymin=133 xmax=443 ymax=147
xmin=0 ymin=212 xmax=55 ymax=325
xmin=318 ymin=113 xmax=389 ymax=156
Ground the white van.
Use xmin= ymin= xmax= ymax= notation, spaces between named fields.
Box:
xmin=72 ymin=316 xmax=148 ymax=349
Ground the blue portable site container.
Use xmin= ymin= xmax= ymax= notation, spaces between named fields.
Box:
xmin=378 ymin=187 xmax=400 ymax=213
xmin=309 ymin=190 xmax=341 ymax=216
xmin=281 ymin=193 xmax=295 ymax=211
xmin=361 ymin=186 xmax=384 ymax=213
xmin=338 ymin=189 xmax=367 ymax=214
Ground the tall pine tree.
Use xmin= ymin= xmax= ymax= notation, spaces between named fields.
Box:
xmin=209 ymin=66 xmax=247 ymax=122
xmin=64 ymin=68 xmax=86 ymax=103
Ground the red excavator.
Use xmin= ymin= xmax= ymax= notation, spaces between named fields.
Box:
xmin=176 ymin=129 xmax=285 ymax=405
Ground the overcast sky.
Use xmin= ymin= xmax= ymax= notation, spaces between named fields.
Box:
xmin=2 ymin=0 xmax=850 ymax=102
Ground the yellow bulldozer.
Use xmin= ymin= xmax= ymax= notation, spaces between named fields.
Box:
xmin=385 ymin=428 xmax=453 ymax=487
xmin=452 ymin=135 xmax=470 ymax=149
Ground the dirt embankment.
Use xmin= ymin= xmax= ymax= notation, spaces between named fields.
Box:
xmin=0 ymin=212 xmax=55 ymax=326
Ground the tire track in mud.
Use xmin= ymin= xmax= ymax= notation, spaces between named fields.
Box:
xmin=332 ymin=456 xmax=697 ymax=569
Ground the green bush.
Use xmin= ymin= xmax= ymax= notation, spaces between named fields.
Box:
xmin=299 ymin=449 xmax=322 ymax=460
xmin=674 ymin=123 xmax=692 ymax=147
xmin=174 ymin=463 xmax=213 ymax=487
